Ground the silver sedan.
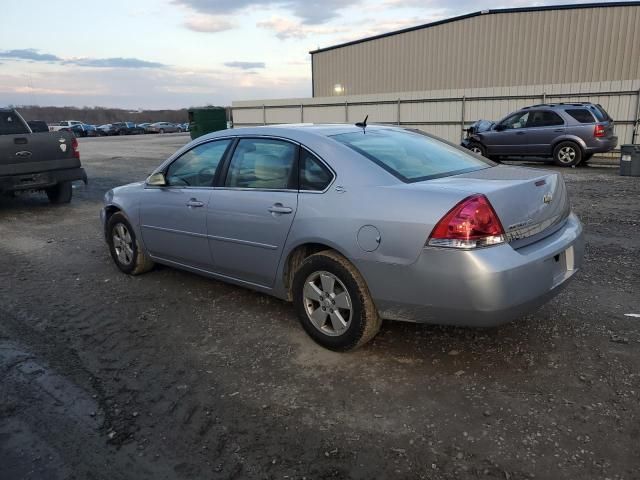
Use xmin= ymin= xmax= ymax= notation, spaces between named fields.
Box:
xmin=101 ymin=125 xmax=584 ymax=351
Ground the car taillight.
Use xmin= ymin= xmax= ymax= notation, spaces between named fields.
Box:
xmin=594 ymin=124 xmax=606 ymax=137
xmin=427 ymin=194 xmax=505 ymax=249
xmin=71 ymin=137 xmax=80 ymax=159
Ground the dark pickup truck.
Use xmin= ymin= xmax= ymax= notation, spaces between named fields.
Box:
xmin=1 ymin=108 xmax=87 ymax=203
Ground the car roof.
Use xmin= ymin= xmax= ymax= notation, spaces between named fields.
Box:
xmin=521 ymin=102 xmax=598 ymax=110
xmin=213 ymin=123 xmax=396 ymax=139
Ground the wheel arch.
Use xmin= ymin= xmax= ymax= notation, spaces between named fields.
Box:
xmin=551 ymin=135 xmax=587 ymax=153
xmin=280 ymin=241 xmax=351 ymax=301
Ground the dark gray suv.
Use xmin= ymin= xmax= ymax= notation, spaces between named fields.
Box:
xmin=462 ymin=103 xmax=618 ymax=166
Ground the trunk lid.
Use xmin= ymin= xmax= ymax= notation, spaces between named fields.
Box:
xmin=426 ymin=165 xmax=570 ymax=248
xmin=0 ymin=131 xmax=79 ymax=176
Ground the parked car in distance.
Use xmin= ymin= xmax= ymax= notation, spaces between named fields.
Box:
xmin=27 ymin=120 xmax=50 ymax=133
xmin=462 ymin=103 xmax=617 ymax=166
xmin=49 ymin=120 xmax=83 ymax=132
xmin=65 ymin=123 xmax=99 ymax=137
xmin=146 ymin=122 xmax=180 ymax=134
xmin=97 ymin=124 xmax=114 ymax=136
xmin=1 ymin=107 xmax=87 ymax=203
xmin=102 ymin=124 xmax=584 ymax=351
xmin=137 ymin=122 xmax=152 ymax=133
xmin=111 ymin=122 xmax=145 ymax=135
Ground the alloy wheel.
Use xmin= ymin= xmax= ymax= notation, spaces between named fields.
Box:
xmin=558 ymin=146 xmax=576 ymax=164
xmin=112 ymin=223 xmax=134 ymax=266
xmin=303 ymin=271 xmax=352 ymax=336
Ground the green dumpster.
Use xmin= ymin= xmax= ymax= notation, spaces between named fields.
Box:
xmin=189 ymin=107 xmax=228 ymax=140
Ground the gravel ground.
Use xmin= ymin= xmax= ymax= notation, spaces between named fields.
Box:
xmin=1 ymin=133 xmax=638 ymax=480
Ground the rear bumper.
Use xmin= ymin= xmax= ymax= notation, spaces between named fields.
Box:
xmin=359 ymin=213 xmax=584 ymax=327
xmin=0 ymin=167 xmax=87 ymax=193
xmin=585 ymin=136 xmax=618 ymax=154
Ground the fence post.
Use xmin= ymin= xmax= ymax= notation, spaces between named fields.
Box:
xmin=300 ymin=104 xmax=304 ymax=123
xmin=345 ymin=100 xmax=349 ymax=123
xmin=397 ymin=98 xmax=401 ymax=125
xmin=542 ymin=91 xmax=547 ymax=104
xmin=262 ymin=105 xmax=266 ymax=126
xmin=460 ymin=96 xmax=466 ymax=142
xmin=632 ymin=88 xmax=640 ymax=144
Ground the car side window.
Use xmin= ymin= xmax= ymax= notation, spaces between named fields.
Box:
xmin=527 ymin=110 xmax=564 ymax=127
xmin=225 ymin=138 xmax=297 ymax=190
xmin=166 ymin=139 xmax=231 ymax=187
xmin=501 ymin=112 xmax=529 ymax=130
xmin=566 ymin=109 xmax=595 ymax=124
xmin=299 ymin=148 xmax=333 ymax=191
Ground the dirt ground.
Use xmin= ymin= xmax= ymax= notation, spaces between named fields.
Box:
xmin=1 ymin=133 xmax=638 ymax=480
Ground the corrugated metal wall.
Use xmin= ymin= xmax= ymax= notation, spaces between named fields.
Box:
xmin=231 ymin=79 xmax=640 ymax=149
xmin=311 ymin=4 xmax=640 ymax=97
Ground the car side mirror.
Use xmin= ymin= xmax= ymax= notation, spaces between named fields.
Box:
xmin=146 ymin=172 xmax=167 ymax=186
xmin=495 ymin=124 xmax=507 ymax=132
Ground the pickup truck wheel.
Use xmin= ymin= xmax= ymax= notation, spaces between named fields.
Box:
xmin=107 ymin=212 xmax=154 ymax=275
xmin=292 ymin=250 xmax=381 ymax=351
xmin=46 ymin=181 xmax=72 ymax=204
xmin=553 ymin=141 xmax=582 ymax=167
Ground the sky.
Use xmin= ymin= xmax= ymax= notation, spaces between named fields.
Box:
xmin=0 ymin=0 xmax=631 ymax=109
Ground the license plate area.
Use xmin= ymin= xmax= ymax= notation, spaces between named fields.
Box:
xmin=15 ymin=173 xmax=52 ymax=189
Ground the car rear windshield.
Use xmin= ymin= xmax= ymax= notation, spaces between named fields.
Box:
xmin=566 ymin=108 xmax=596 ymax=123
xmin=0 ymin=111 xmax=29 ymax=135
xmin=332 ymin=129 xmax=491 ymax=183
xmin=592 ymin=104 xmax=611 ymax=122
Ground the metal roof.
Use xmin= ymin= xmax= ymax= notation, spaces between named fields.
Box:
xmin=309 ymin=2 xmax=640 ymax=54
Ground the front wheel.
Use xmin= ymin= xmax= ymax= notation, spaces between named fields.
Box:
xmin=107 ymin=212 xmax=154 ymax=275
xmin=468 ymin=142 xmax=487 ymax=157
xmin=292 ymin=250 xmax=381 ymax=351
xmin=553 ymin=141 xmax=582 ymax=167
xmin=46 ymin=181 xmax=72 ymax=204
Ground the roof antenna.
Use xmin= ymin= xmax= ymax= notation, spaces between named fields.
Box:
xmin=355 ymin=115 xmax=368 ymax=133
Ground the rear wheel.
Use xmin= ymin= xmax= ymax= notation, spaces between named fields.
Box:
xmin=46 ymin=181 xmax=72 ymax=204
xmin=553 ymin=141 xmax=582 ymax=167
xmin=159 ymin=129 xmax=165 ymax=134
xmin=107 ymin=212 xmax=154 ymax=275
xmin=292 ymin=250 xmax=381 ymax=351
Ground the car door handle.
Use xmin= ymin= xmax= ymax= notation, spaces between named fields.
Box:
xmin=268 ymin=204 xmax=293 ymax=214
xmin=553 ymin=129 xmax=564 ymax=133
xmin=15 ymin=150 xmax=32 ymax=158
xmin=186 ymin=198 xmax=204 ymax=208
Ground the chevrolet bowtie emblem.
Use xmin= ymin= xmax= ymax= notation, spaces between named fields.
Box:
xmin=543 ymin=193 xmax=553 ymax=204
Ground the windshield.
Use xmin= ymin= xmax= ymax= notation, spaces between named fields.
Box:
xmin=332 ymin=129 xmax=491 ymax=182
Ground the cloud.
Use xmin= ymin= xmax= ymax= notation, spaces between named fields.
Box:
xmin=184 ymin=15 xmax=236 ymax=33
xmin=173 ymin=0 xmax=361 ymax=25
xmin=0 ymin=49 xmax=166 ymax=69
xmin=224 ymin=61 xmax=266 ymax=70
xmin=257 ymin=16 xmax=344 ymax=39
xmin=0 ymin=49 xmax=61 ymax=62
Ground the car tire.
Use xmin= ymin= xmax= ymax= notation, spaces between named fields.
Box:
xmin=107 ymin=212 xmax=154 ymax=275
xmin=468 ymin=142 xmax=487 ymax=157
xmin=292 ymin=250 xmax=381 ymax=351
xmin=553 ymin=141 xmax=582 ymax=167
xmin=45 ymin=181 xmax=72 ymax=204
xmin=159 ymin=129 xmax=165 ymax=134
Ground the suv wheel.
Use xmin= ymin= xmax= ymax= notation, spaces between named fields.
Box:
xmin=553 ymin=141 xmax=582 ymax=167
xmin=468 ymin=142 xmax=487 ymax=157
xmin=292 ymin=250 xmax=381 ymax=351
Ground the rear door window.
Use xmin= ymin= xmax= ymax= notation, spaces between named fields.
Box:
xmin=333 ymin=129 xmax=490 ymax=183
xmin=225 ymin=138 xmax=297 ymax=190
xmin=527 ymin=110 xmax=565 ymax=127
xmin=566 ymin=109 xmax=596 ymax=124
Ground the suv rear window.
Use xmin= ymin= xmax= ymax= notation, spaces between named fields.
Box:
xmin=566 ymin=109 xmax=595 ymax=123
xmin=332 ymin=129 xmax=490 ymax=183
xmin=591 ymin=105 xmax=610 ymax=122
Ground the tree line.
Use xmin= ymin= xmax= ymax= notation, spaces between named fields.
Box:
xmin=12 ymin=105 xmax=193 ymax=125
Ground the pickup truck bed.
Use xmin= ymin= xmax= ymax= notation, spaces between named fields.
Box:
xmin=1 ymin=109 xmax=87 ymax=203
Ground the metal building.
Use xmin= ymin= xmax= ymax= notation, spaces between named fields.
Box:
xmin=310 ymin=2 xmax=640 ymax=97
